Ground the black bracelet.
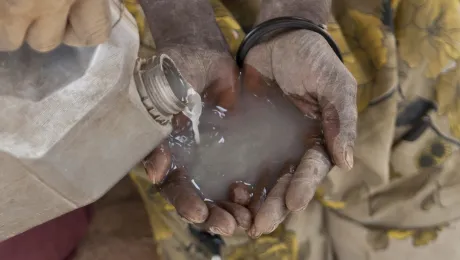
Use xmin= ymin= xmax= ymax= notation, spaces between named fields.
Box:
xmin=235 ymin=16 xmax=343 ymax=68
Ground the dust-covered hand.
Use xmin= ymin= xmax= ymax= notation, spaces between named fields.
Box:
xmin=0 ymin=0 xmax=112 ymax=52
xmin=240 ymin=0 xmax=357 ymax=238
xmin=139 ymin=0 xmax=250 ymax=236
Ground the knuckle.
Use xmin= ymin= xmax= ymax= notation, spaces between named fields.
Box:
xmin=83 ymin=23 xmax=110 ymax=45
xmin=29 ymin=40 xmax=60 ymax=53
xmin=0 ymin=29 xmax=25 ymax=51
xmin=0 ymin=40 xmax=21 ymax=51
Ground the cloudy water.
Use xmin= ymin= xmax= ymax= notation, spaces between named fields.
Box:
xmin=169 ymin=83 xmax=316 ymax=201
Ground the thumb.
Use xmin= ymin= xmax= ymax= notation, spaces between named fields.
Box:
xmin=318 ymin=71 xmax=357 ymax=170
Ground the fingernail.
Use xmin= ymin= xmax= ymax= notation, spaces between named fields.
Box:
xmin=248 ymin=226 xmax=261 ymax=239
xmin=345 ymin=145 xmax=354 ymax=170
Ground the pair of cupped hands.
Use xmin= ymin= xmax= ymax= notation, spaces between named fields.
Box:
xmin=0 ymin=0 xmax=356 ymax=238
xmin=144 ymin=27 xmax=358 ymax=238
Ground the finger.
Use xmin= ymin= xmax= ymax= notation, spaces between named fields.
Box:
xmin=248 ymin=169 xmax=270 ymax=215
xmin=318 ymin=70 xmax=357 ymax=170
xmin=0 ymin=15 xmax=31 ymax=51
xmin=143 ymin=142 xmax=171 ymax=184
xmin=160 ymin=168 xmax=208 ymax=223
xmin=228 ymin=182 xmax=252 ymax=206
xmin=64 ymin=0 xmax=111 ymax=47
xmin=249 ymin=165 xmax=296 ymax=238
xmin=27 ymin=6 xmax=71 ymax=52
xmin=286 ymin=145 xmax=332 ymax=212
xmin=217 ymin=201 xmax=252 ymax=230
xmin=202 ymin=202 xmax=237 ymax=236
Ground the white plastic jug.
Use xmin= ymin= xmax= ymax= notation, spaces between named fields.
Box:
xmin=0 ymin=4 xmax=192 ymax=240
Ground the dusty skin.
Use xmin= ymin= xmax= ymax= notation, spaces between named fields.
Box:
xmin=140 ymin=0 xmax=245 ymax=236
xmin=168 ymin=80 xmax=314 ymax=201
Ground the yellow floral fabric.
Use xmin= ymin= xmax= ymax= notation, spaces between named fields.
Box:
xmin=436 ymin=60 xmax=460 ymax=138
xmin=209 ymin=0 xmax=245 ymax=56
xmin=365 ymin=223 xmax=448 ymax=251
xmin=124 ymin=0 xmax=460 ymax=259
xmin=396 ymin=0 xmax=460 ymax=78
xmin=329 ymin=6 xmax=397 ymax=113
xmin=225 ymin=226 xmax=298 ymax=260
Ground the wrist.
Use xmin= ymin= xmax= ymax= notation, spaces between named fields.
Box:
xmin=138 ymin=0 xmax=227 ymax=51
xmin=257 ymin=0 xmax=331 ymax=25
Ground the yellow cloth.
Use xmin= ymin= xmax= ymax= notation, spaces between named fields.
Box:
xmin=123 ymin=0 xmax=460 ymax=259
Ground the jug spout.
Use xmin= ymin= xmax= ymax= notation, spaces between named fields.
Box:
xmin=134 ymin=54 xmax=191 ymax=125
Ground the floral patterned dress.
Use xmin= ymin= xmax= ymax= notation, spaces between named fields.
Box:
xmin=79 ymin=0 xmax=460 ymax=259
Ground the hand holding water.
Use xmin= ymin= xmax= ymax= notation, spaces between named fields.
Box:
xmin=239 ymin=29 xmax=358 ymax=238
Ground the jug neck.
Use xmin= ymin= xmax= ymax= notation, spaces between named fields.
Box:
xmin=134 ymin=54 xmax=190 ymax=125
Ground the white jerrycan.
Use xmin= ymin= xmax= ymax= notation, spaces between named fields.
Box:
xmin=0 ymin=4 xmax=193 ymax=240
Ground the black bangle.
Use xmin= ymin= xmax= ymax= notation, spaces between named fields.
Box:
xmin=235 ymin=16 xmax=343 ymax=68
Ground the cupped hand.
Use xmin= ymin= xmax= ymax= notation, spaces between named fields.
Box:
xmin=0 ymin=0 xmax=112 ymax=52
xmin=140 ymin=17 xmax=252 ymax=235
xmin=242 ymin=29 xmax=357 ymax=237
xmin=143 ymin=82 xmax=253 ymax=236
